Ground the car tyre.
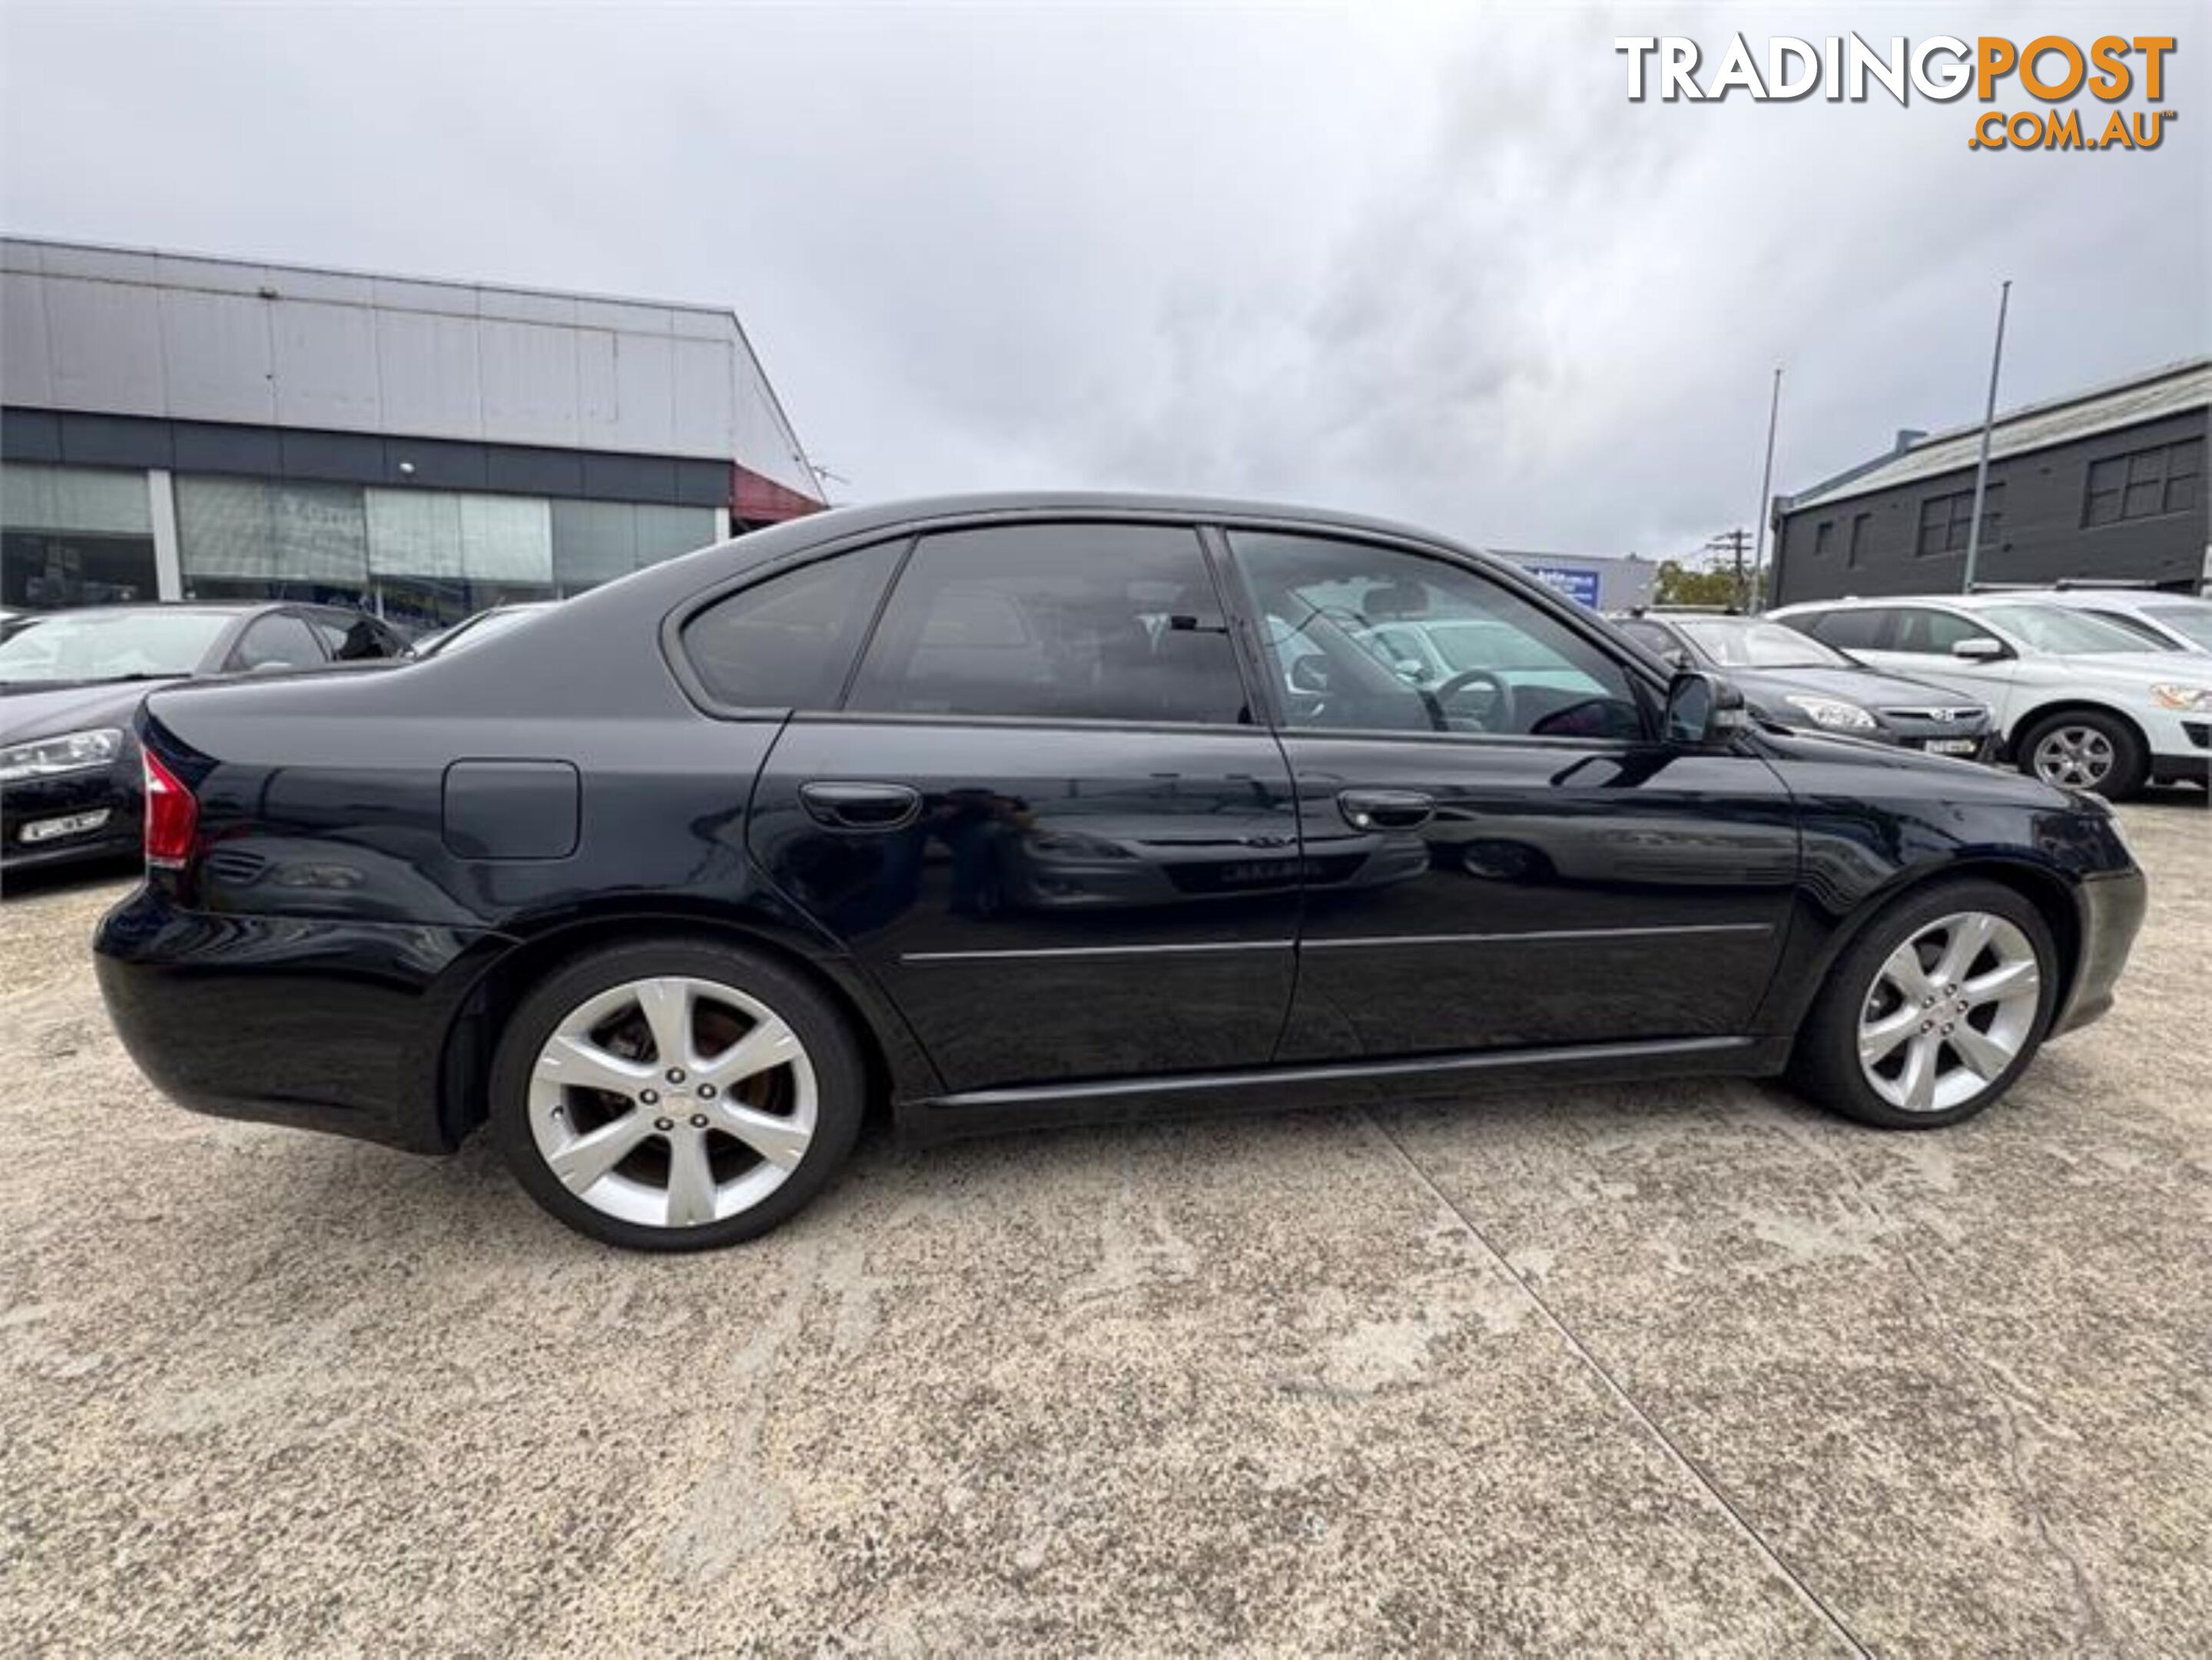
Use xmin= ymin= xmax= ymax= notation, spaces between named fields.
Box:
xmin=2014 ymin=707 xmax=2147 ymax=801
xmin=1788 ymin=878 xmax=2059 ymax=1130
xmin=489 ymin=938 xmax=866 ymax=1250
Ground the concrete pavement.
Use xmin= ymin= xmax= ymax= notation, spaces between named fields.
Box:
xmin=2 ymin=793 xmax=2205 ymax=1655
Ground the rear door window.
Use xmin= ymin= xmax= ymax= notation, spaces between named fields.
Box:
xmin=845 ymin=523 xmax=1250 ymax=725
xmin=229 ymin=612 xmax=328 ymax=671
xmin=1802 ymin=609 xmax=1895 ymax=651
xmin=681 ymin=542 xmax=905 ymax=711
xmin=1890 ymin=608 xmax=1983 ymax=654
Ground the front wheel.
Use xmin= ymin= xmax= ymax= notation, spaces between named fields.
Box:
xmin=489 ymin=939 xmax=865 ymax=1250
xmin=2015 ymin=708 xmax=2147 ymax=800
xmin=1788 ymin=878 xmax=2059 ymax=1130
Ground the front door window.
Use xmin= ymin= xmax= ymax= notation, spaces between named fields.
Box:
xmin=1230 ymin=532 xmax=1645 ymax=742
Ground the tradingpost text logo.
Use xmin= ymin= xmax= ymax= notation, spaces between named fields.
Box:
xmin=1615 ymin=34 xmax=2177 ymax=151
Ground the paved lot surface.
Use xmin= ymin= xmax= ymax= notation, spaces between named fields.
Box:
xmin=2 ymin=792 xmax=2207 ymax=1656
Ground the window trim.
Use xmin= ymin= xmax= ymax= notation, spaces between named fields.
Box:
xmin=660 ymin=534 xmax=916 ymax=721
xmin=2081 ymin=437 xmax=2203 ymax=529
xmin=660 ymin=506 xmax=1673 ymax=739
xmin=837 ymin=520 xmax=1259 ymax=729
xmin=1214 ymin=523 xmax=1660 ymax=749
xmin=225 ymin=606 xmax=332 ymax=672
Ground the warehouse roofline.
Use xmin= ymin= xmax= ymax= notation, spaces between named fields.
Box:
xmin=1 ymin=232 xmax=823 ymax=502
xmin=1782 ymin=355 xmax=2211 ymax=514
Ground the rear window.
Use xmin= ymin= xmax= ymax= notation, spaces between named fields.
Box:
xmin=680 ymin=543 xmax=904 ymax=709
xmin=1800 ymin=609 xmax=1892 ymax=651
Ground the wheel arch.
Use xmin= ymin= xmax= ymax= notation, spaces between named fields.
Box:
xmin=433 ymin=909 xmax=940 ymax=1150
xmin=1766 ymin=855 xmax=2083 ymax=1039
xmin=2006 ymin=698 xmax=2149 ymax=765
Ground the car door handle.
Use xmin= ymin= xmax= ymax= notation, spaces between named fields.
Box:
xmin=1338 ymin=788 xmax=1434 ymax=831
xmin=799 ymin=781 xmax=923 ymax=832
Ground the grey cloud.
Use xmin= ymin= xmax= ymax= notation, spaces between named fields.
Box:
xmin=2 ymin=2 xmax=2202 ymax=561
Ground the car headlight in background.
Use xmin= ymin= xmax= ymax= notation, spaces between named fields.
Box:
xmin=1780 ymin=695 xmax=1879 ymax=732
xmin=2150 ymin=684 xmax=2212 ymax=712
xmin=0 ymin=726 xmax=125 ymax=782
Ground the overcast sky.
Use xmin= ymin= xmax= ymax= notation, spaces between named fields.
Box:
xmin=2 ymin=2 xmax=2204 ymax=559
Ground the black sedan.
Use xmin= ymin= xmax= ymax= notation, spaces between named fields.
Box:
xmin=93 ymin=495 xmax=2146 ymax=1250
xmin=1611 ymin=613 xmax=1995 ymax=758
xmin=0 ymin=602 xmax=406 ymax=874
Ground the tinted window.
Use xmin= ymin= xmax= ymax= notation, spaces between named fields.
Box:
xmin=1232 ymin=532 xmax=1643 ymax=740
xmin=230 ymin=613 xmax=326 ymax=671
xmin=682 ymin=542 xmax=904 ymax=710
xmin=1613 ymin=618 xmax=1682 ymax=656
xmin=1891 ymin=608 xmax=1985 ymax=654
xmin=1801 ymin=609 xmax=1894 ymax=651
xmin=310 ymin=613 xmax=400 ymax=660
xmin=847 ymin=524 xmax=1249 ymax=725
xmin=1976 ymin=603 xmax=2152 ymax=655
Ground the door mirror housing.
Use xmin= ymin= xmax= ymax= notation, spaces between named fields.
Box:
xmin=1663 ymin=670 xmax=1748 ymax=746
xmin=1286 ymin=655 xmax=1332 ymax=694
xmin=1952 ymin=635 xmax=2007 ymax=661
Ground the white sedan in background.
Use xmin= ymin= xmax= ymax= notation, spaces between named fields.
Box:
xmin=1768 ymin=593 xmax=2211 ymax=798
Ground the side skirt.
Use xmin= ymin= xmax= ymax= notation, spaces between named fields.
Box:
xmin=895 ymin=1034 xmax=1792 ymax=1146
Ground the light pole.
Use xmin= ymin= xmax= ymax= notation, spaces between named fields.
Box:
xmin=1961 ymin=280 xmax=2011 ymax=593
xmin=1749 ymin=366 xmax=1782 ymax=612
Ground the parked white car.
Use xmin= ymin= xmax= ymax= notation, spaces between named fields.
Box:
xmin=2015 ymin=587 xmax=2212 ymax=656
xmin=1767 ymin=593 xmax=2212 ymax=798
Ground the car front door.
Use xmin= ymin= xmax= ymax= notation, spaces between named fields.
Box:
xmin=1222 ymin=528 xmax=1800 ymax=1061
xmin=1854 ymin=606 xmax=2023 ymax=726
xmin=745 ymin=520 xmax=1302 ymax=1094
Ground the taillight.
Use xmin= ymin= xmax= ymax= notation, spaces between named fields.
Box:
xmin=142 ymin=749 xmax=198 ymax=869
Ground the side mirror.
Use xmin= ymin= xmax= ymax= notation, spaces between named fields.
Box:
xmin=1952 ymin=636 xmax=2006 ymax=661
xmin=1287 ymin=656 xmax=1332 ymax=694
xmin=1663 ymin=670 xmax=1748 ymax=746
xmin=1666 ymin=647 xmax=1691 ymax=670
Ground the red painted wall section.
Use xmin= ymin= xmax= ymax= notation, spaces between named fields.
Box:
xmin=733 ymin=463 xmax=825 ymax=523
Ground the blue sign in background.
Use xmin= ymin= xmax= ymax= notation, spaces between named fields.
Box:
xmin=1521 ymin=565 xmax=1602 ymax=608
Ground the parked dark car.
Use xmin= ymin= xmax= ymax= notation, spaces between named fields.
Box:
xmin=1611 ymin=613 xmax=1995 ymax=759
xmin=94 ymin=496 xmax=2147 ymax=1250
xmin=1 ymin=602 xmax=406 ymax=874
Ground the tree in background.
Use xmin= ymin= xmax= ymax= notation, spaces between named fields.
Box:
xmin=1653 ymin=559 xmax=1743 ymax=609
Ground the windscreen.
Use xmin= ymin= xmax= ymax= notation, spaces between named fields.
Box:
xmin=0 ymin=609 xmax=233 ymax=682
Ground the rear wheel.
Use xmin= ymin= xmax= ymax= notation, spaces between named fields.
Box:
xmin=489 ymin=939 xmax=864 ymax=1250
xmin=1788 ymin=878 xmax=2058 ymax=1130
xmin=2015 ymin=708 xmax=2146 ymax=800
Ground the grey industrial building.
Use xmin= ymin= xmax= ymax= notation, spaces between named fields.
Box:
xmin=1 ymin=237 xmax=824 ymax=629
xmin=1770 ymin=357 xmax=2208 ymax=606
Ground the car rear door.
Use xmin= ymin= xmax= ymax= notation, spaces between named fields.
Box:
xmin=1222 ymin=527 xmax=1799 ymax=1061
xmin=745 ymin=520 xmax=1302 ymax=1094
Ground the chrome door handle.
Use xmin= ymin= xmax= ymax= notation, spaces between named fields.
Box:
xmin=1337 ymin=788 xmax=1434 ymax=831
xmin=799 ymin=781 xmax=923 ymax=831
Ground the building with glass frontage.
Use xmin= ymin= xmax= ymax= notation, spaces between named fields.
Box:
xmin=1 ymin=237 xmax=824 ymax=630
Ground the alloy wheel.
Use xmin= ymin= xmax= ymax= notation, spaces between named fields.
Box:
xmin=1856 ymin=911 xmax=2041 ymax=1114
xmin=2031 ymin=724 xmax=2114 ymax=789
xmin=526 ymin=975 xmax=817 ymax=1230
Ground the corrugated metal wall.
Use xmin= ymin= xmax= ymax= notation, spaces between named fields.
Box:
xmin=1 ymin=238 xmax=820 ymax=501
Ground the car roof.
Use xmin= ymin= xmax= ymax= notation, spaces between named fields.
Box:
xmin=41 ymin=601 xmax=278 ymax=618
xmin=1773 ymin=592 xmax=2035 ymax=614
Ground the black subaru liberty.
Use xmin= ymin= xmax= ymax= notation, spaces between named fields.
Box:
xmin=94 ymin=494 xmax=2147 ymax=1250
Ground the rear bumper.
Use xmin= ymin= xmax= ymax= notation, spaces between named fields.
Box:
xmin=2051 ymin=865 xmax=2149 ymax=1038
xmin=93 ymin=886 xmax=502 ymax=1154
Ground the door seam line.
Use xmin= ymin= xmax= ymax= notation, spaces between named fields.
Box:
xmin=1361 ymin=1110 xmax=1872 ymax=1659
